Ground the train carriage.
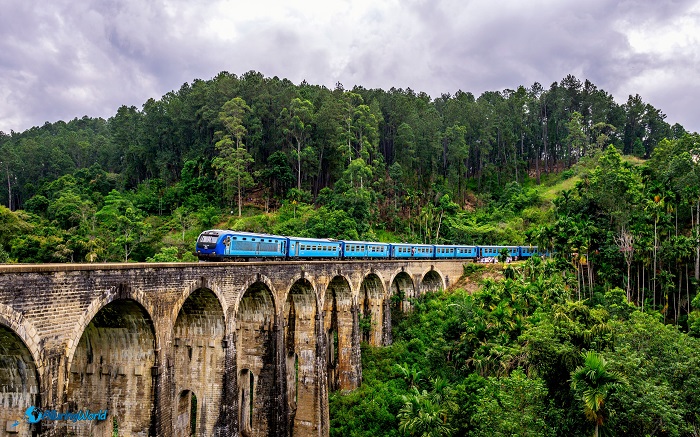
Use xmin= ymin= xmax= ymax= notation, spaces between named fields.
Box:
xmin=196 ymin=230 xmax=288 ymax=260
xmin=453 ymin=245 xmax=478 ymax=259
xmin=341 ymin=241 xmax=391 ymax=259
xmin=520 ymin=246 xmax=540 ymax=258
xmin=434 ymin=245 xmax=456 ymax=259
xmin=478 ymin=245 xmax=520 ymax=260
xmin=390 ymin=243 xmax=435 ymax=259
xmin=287 ymin=237 xmax=342 ymax=259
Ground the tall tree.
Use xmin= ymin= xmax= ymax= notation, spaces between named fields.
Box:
xmin=212 ymin=97 xmax=254 ymax=217
xmin=570 ymin=351 xmax=622 ymax=437
xmin=281 ymin=98 xmax=315 ymax=190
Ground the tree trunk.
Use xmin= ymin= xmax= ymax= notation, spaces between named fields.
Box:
xmin=297 ymin=139 xmax=302 ymax=191
xmin=696 ymin=198 xmax=699 ymax=280
xmin=5 ymin=162 xmax=11 ymax=210
xmin=238 ymin=172 xmax=242 ymax=217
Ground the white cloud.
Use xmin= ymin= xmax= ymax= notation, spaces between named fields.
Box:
xmin=0 ymin=0 xmax=699 ymax=133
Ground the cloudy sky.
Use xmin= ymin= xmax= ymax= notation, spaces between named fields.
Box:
xmin=1 ymin=0 xmax=699 ymax=134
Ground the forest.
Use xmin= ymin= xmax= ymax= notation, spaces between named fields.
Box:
xmin=2 ymin=70 xmax=700 ymax=435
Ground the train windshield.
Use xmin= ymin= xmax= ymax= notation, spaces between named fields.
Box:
xmin=198 ymin=235 xmax=219 ymax=244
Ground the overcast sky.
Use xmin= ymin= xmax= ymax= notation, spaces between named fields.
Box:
xmin=1 ymin=0 xmax=699 ymax=134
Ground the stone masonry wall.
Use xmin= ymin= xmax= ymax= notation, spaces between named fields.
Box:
xmin=0 ymin=260 xmax=465 ymax=436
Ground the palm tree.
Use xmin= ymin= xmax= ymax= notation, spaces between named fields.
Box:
xmin=398 ymin=388 xmax=454 ymax=437
xmin=570 ymin=351 xmax=622 ymax=437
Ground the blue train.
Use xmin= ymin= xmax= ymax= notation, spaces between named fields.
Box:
xmin=195 ymin=230 xmax=543 ymax=262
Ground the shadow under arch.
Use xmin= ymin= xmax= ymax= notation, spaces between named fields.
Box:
xmin=173 ymin=287 xmax=226 ymax=436
xmin=323 ymin=275 xmax=359 ymax=391
xmin=174 ymin=389 xmax=198 ymax=437
xmin=65 ymin=285 xmax=157 ymax=372
xmin=389 ymin=270 xmax=416 ymax=312
xmin=0 ymin=322 xmax=41 ymax=436
xmin=170 ymin=278 xmax=229 ymax=328
xmin=66 ymin=298 xmax=156 ymax=436
xmin=358 ymin=273 xmax=386 ymax=346
xmin=420 ymin=269 xmax=445 ymax=294
xmin=235 ymin=280 xmax=278 ymax=437
xmin=284 ymin=277 xmax=319 ymax=436
xmin=0 ymin=302 xmax=42 ymax=371
xmin=387 ymin=271 xmax=416 ymax=346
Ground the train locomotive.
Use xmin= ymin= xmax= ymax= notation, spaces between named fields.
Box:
xmin=195 ymin=229 xmax=543 ymax=262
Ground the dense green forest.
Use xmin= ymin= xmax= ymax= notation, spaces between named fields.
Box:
xmin=337 ymin=261 xmax=700 ymax=436
xmin=2 ymin=70 xmax=700 ymax=435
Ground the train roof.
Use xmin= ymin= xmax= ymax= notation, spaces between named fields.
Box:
xmin=205 ymin=230 xmax=288 ymax=239
xmin=341 ymin=240 xmax=390 ymax=245
xmin=286 ymin=236 xmax=339 ymax=243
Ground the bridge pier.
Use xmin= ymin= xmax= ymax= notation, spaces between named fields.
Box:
xmin=0 ymin=260 xmax=464 ymax=436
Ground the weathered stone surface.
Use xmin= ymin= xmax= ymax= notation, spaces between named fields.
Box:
xmin=0 ymin=260 xmax=464 ymax=436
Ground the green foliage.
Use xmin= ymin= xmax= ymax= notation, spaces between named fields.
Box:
xmin=570 ymin=351 xmax=623 ymax=436
xmin=471 ymin=369 xmax=552 ymax=437
xmin=95 ymin=190 xmax=151 ymax=262
xmin=146 ymin=246 xmax=197 ymax=262
xmin=332 ymin=249 xmax=700 ymax=436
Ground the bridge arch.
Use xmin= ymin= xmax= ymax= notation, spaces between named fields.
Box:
xmin=66 ymin=297 xmax=156 ymax=436
xmin=170 ymin=277 xmax=228 ymax=327
xmin=235 ymin=280 xmax=277 ymax=436
xmin=174 ymin=389 xmax=198 ymax=437
xmin=65 ymin=284 xmax=158 ymax=370
xmin=389 ymin=269 xmax=416 ymax=311
xmin=323 ymin=275 xmax=358 ymax=391
xmin=0 ymin=302 xmax=42 ymax=371
xmin=0 ymin=318 xmax=41 ymax=436
xmin=233 ymin=274 xmax=279 ymax=316
xmin=172 ymin=287 xmax=226 ymax=436
xmin=358 ymin=272 xmax=386 ymax=346
xmin=420 ymin=268 xmax=445 ymax=294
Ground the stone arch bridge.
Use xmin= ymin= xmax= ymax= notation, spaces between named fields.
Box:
xmin=0 ymin=259 xmax=464 ymax=436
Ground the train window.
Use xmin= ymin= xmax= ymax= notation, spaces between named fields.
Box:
xmin=243 ymin=238 xmax=247 ymax=241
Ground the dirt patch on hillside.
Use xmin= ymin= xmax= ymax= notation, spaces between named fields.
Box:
xmin=448 ymin=263 xmax=505 ymax=294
